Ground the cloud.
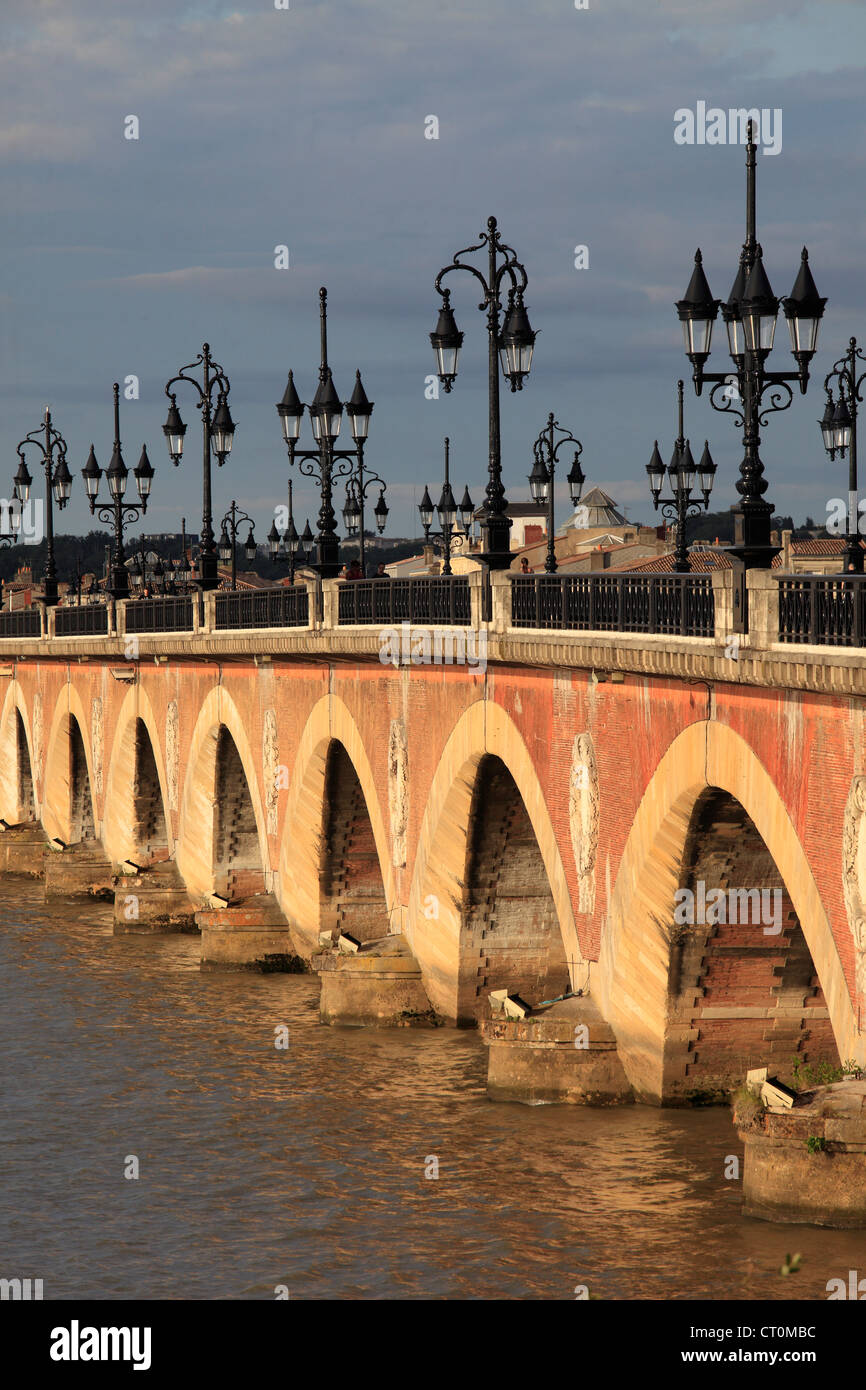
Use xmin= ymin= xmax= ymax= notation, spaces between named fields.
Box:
xmin=0 ymin=0 xmax=862 ymax=538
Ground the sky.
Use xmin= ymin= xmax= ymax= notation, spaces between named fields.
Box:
xmin=2 ymin=0 xmax=865 ymax=548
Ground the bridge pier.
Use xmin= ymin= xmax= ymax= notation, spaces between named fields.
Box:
xmin=43 ymin=841 xmax=114 ymax=900
xmin=196 ymin=893 xmax=308 ymax=972
xmin=737 ymin=1079 xmax=866 ymax=1227
xmin=0 ymin=822 xmax=48 ymax=876
xmin=480 ymin=995 xmax=634 ymax=1105
xmin=113 ymin=861 xmax=198 ymax=934
xmin=314 ymin=936 xmax=439 ymax=1026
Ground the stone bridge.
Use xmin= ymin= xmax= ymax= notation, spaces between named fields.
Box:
xmin=1 ymin=567 xmax=865 ymax=1109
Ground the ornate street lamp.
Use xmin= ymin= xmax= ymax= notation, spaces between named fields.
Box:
xmin=431 ymin=216 xmax=536 ymax=569
xmin=268 ymin=477 xmax=308 ymax=585
xmin=676 ymin=120 xmax=825 ymax=569
xmin=820 ymin=337 xmax=866 ymax=572
xmin=528 ymin=414 xmax=585 ymax=574
xmin=276 ymin=289 xmax=384 ymax=578
xmin=341 ymin=376 xmax=388 ymax=573
xmin=418 ymin=437 xmax=474 ymax=576
xmin=163 ymin=343 xmax=235 ymax=590
xmin=218 ymin=500 xmax=257 ymax=591
xmin=82 ymin=384 xmax=153 ymax=599
xmin=646 ymin=380 xmax=716 ymax=572
xmin=13 ymin=407 xmax=73 ymax=605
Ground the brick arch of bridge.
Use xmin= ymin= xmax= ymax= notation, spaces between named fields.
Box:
xmin=102 ymin=685 xmax=173 ymax=867
xmin=175 ymin=685 xmax=269 ymax=901
xmin=0 ymin=680 xmax=38 ymax=824
xmin=407 ymin=699 xmax=584 ymax=1020
xmin=277 ymin=693 xmax=397 ymax=955
xmin=597 ymin=719 xmax=861 ymax=1103
xmin=41 ymin=683 xmax=98 ymax=846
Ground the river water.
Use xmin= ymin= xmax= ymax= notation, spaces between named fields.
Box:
xmin=1 ymin=879 xmax=861 ymax=1302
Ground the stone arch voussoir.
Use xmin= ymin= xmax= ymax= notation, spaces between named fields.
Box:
xmin=277 ymin=694 xmax=397 ymax=956
xmin=41 ymin=685 xmax=98 ymax=846
xmin=103 ymin=685 xmax=173 ymax=866
xmin=176 ymin=686 xmax=270 ymax=901
xmin=597 ymin=720 xmax=861 ymax=1103
xmin=0 ymin=681 xmax=38 ymax=824
xmin=407 ymin=700 xmax=583 ymax=1021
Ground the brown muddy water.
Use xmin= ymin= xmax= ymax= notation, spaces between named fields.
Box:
xmin=0 ymin=881 xmax=861 ymax=1301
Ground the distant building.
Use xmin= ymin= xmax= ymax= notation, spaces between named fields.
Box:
xmin=772 ymin=532 xmax=859 ymax=574
xmin=472 ymin=500 xmax=547 ymax=550
xmin=4 ymin=565 xmax=33 ymax=610
xmin=513 ymin=484 xmax=667 ymax=572
xmin=558 ymin=485 xmax=627 ymax=534
xmin=141 ymin=532 xmax=199 ymax=547
xmin=217 ymin=567 xmax=277 ymax=591
xmin=608 ymin=548 xmax=733 ymax=574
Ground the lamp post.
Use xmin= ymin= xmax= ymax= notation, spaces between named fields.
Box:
xmin=528 ymin=414 xmax=585 ymax=574
xmin=163 ymin=343 xmax=235 ymax=590
xmin=418 ymin=437 xmax=474 ymax=576
xmin=342 ymin=472 xmax=388 ymax=576
xmin=430 ymin=217 xmax=537 ymax=570
xmin=819 ymin=337 xmax=866 ymax=573
xmin=646 ymin=381 xmax=717 ymax=572
xmin=178 ymin=517 xmax=194 ymax=590
xmin=13 ymin=407 xmax=73 ymax=606
xmin=268 ymin=477 xmax=308 ymax=584
xmin=218 ymin=501 xmax=257 ymax=590
xmin=676 ymin=120 xmax=826 ymax=569
xmin=276 ymin=288 xmax=378 ymax=579
xmin=81 ymin=384 xmax=154 ymax=599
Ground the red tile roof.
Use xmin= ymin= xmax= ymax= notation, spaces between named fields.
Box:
xmin=608 ymin=549 xmax=733 ymax=573
xmin=770 ymin=537 xmax=850 ymax=567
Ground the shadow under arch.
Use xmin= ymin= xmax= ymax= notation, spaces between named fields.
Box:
xmin=175 ymin=685 xmax=270 ymax=901
xmin=277 ymin=693 xmax=397 ymax=955
xmin=103 ymin=685 xmax=173 ymax=867
xmin=597 ymin=720 xmax=862 ymax=1104
xmin=41 ymin=685 xmax=98 ymax=845
xmin=0 ymin=682 xmax=38 ymax=824
xmin=407 ymin=700 xmax=583 ymax=1021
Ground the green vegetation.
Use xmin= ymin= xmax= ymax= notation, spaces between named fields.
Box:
xmin=791 ymin=1056 xmax=863 ymax=1091
xmin=731 ymin=1085 xmax=763 ymax=1131
xmin=805 ymin=1136 xmax=828 ymax=1155
xmin=780 ymin=1253 xmax=802 ymax=1276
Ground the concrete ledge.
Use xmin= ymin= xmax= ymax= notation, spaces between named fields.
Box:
xmin=314 ymin=935 xmax=439 ymax=1027
xmin=3 ymin=618 xmax=866 ymax=696
xmin=44 ymin=841 xmax=114 ymax=900
xmin=739 ymin=1079 xmax=866 ymax=1227
xmin=197 ymin=894 xmax=308 ymax=972
xmin=0 ymin=823 xmax=47 ymax=876
xmin=113 ymin=860 xmax=198 ymax=934
xmin=480 ymin=996 xmax=634 ymax=1106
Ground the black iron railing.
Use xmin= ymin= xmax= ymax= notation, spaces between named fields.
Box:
xmin=125 ymin=595 xmax=198 ymax=634
xmin=338 ymin=577 xmax=471 ymax=625
xmin=778 ymin=574 xmax=866 ymax=646
xmin=0 ymin=607 xmax=41 ymax=638
xmin=510 ymin=572 xmax=715 ymax=637
xmin=55 ymin=605 xmax=109 ymax=637
xmin=215 ymin=587 xmax=309 ymax=630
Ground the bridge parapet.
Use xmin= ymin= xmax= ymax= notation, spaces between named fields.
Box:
xmin=0 ymin=569 xmax=865 ymax=696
